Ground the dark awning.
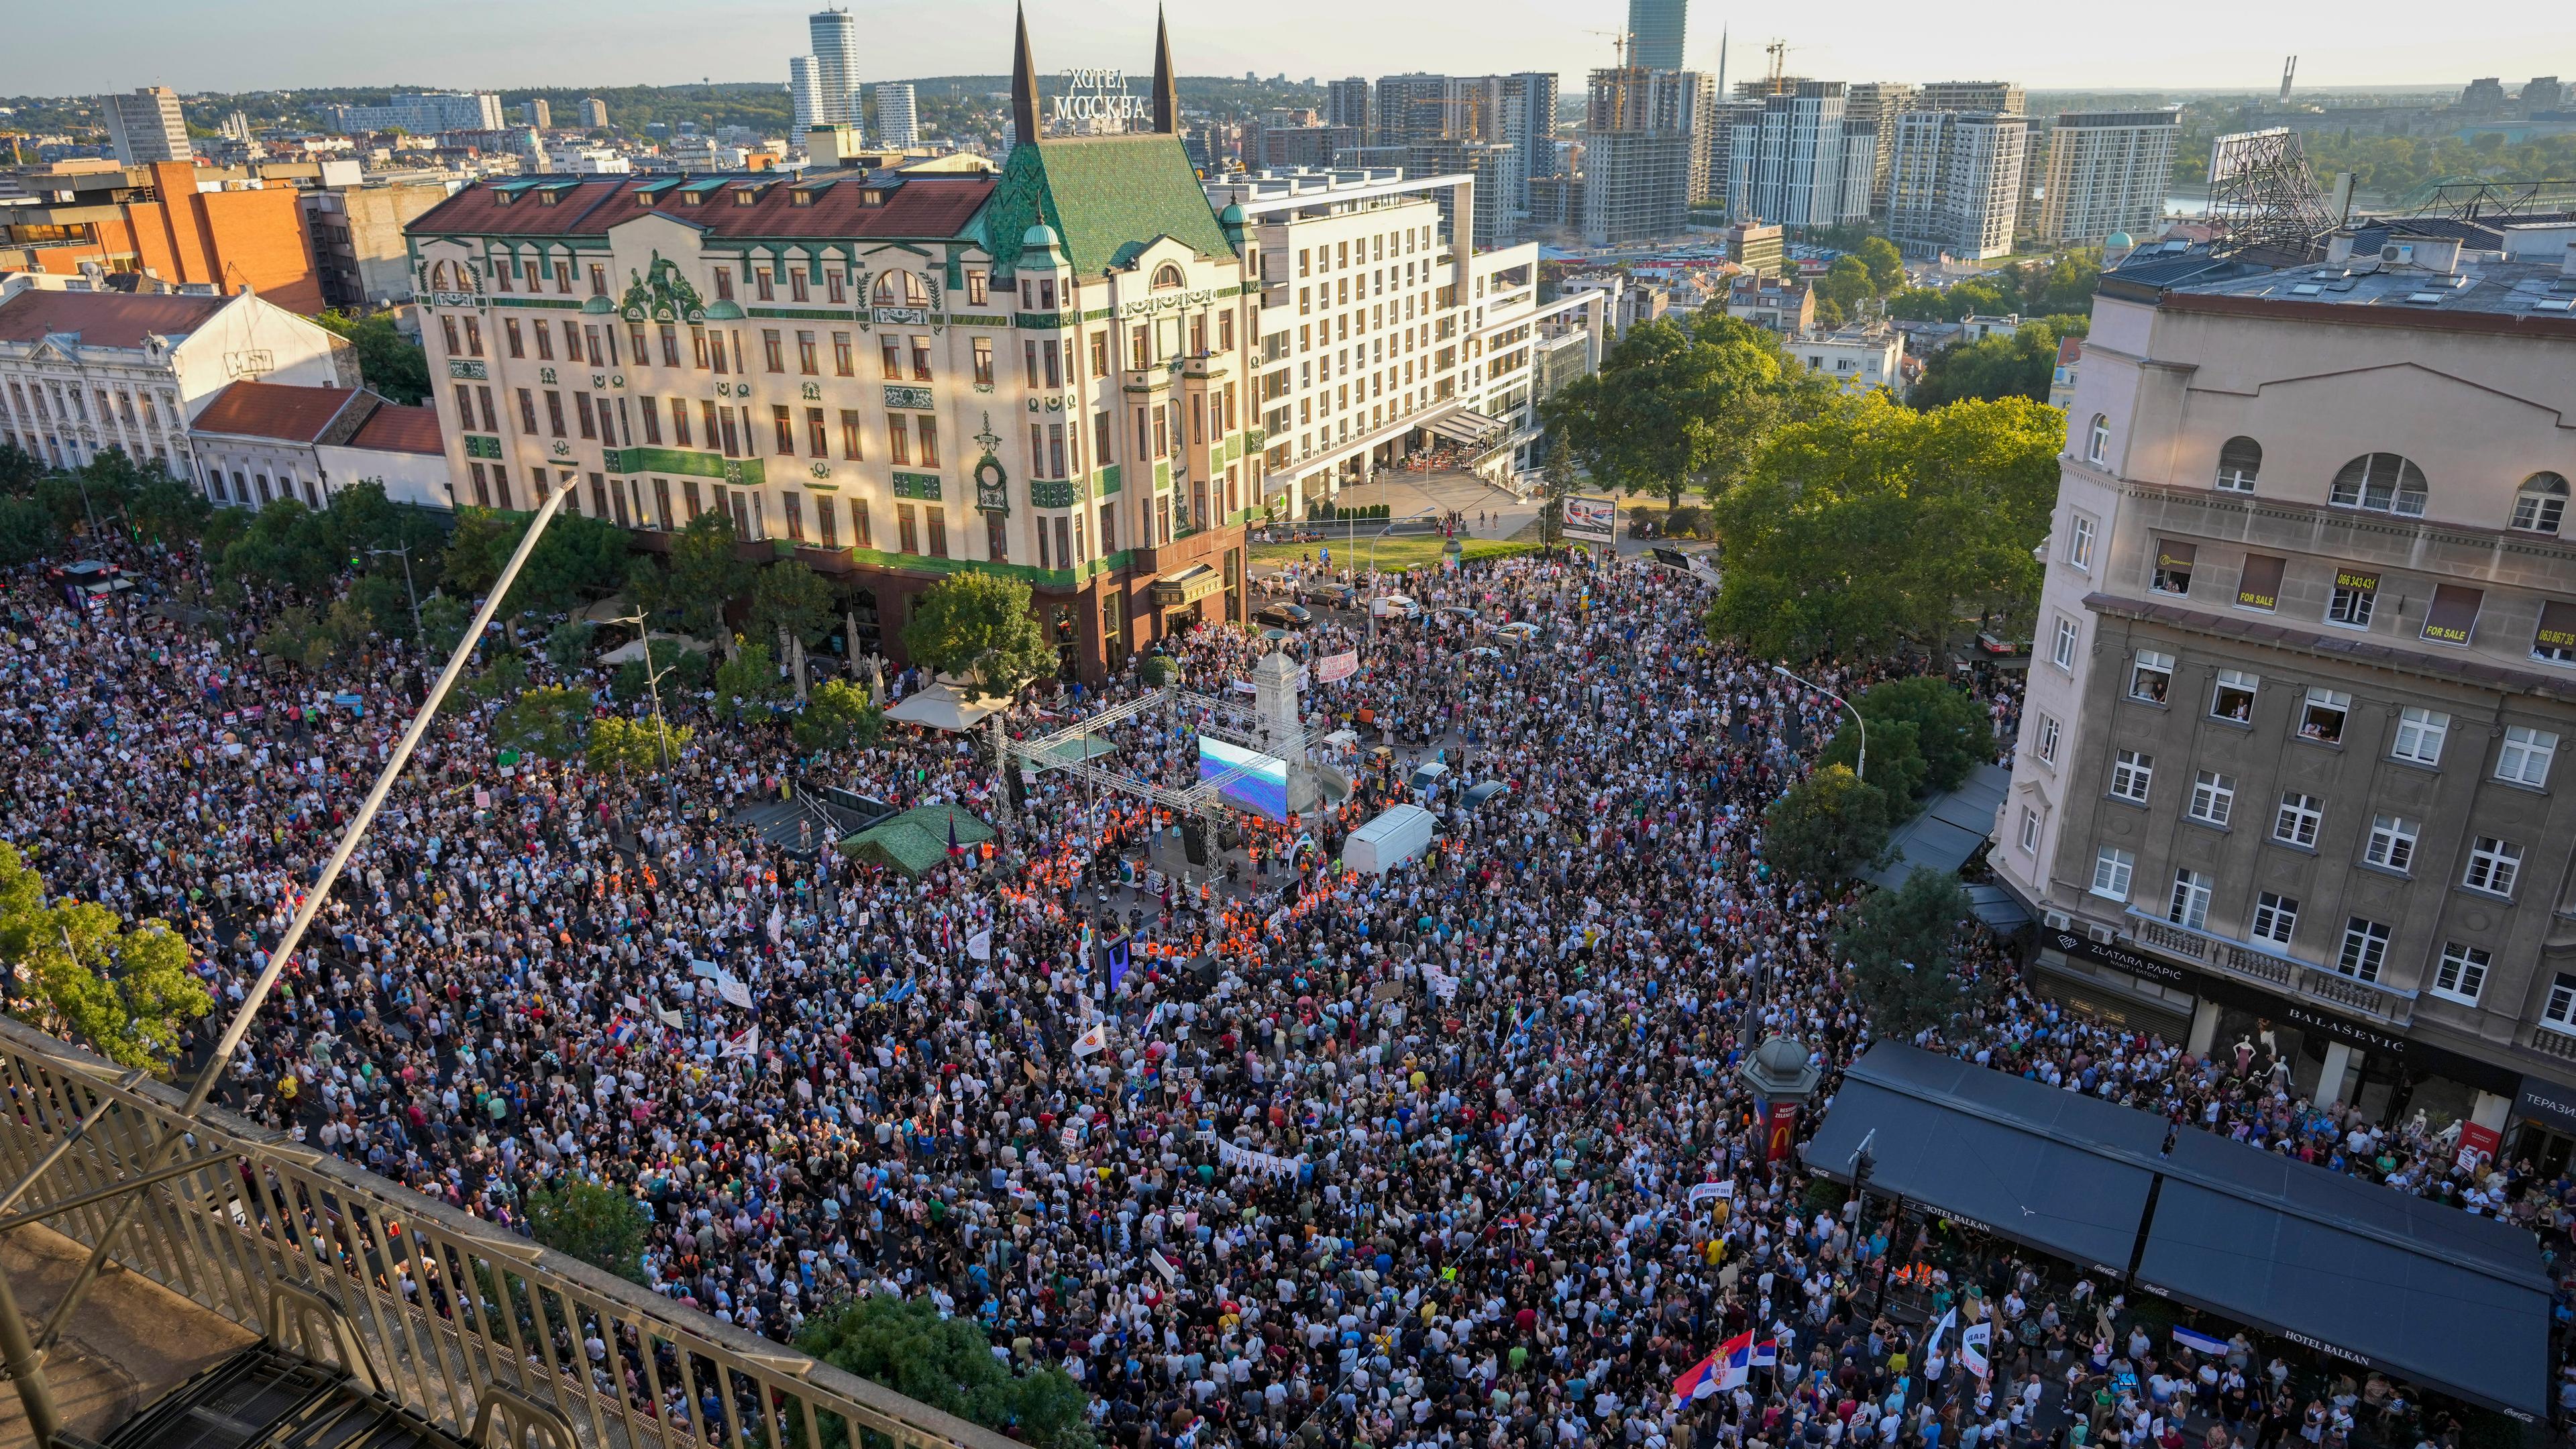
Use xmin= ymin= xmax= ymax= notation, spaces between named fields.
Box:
xmin=2135 ymin=1132 xmax=2552 ymax=1419
xmin=1803 ymin=1046 xmax=2163 ymax=1276
xmin=1862 ymin=763 xmax=2010 ymax=891
xmin=1806 ymin=1044 xmax=2553 ymax=1419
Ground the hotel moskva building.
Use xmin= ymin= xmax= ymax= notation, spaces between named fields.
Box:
xmin=405 ymin=13 xmax=1602 ymax=680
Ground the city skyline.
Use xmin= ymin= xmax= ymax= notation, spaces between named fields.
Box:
xmin=3 ymin=0 xmax=2565 ymax=99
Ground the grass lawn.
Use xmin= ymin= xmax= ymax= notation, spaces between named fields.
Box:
xmin=1249 ymin=536 xmax=1536 ymax=574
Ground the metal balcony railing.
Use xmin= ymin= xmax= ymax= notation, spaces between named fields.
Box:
xmin=0 ymin=1015 xmax=1010 ymax=1449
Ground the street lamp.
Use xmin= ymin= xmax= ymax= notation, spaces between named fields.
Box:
xmin=610 ymin=608 xmax=680 ymax=771
xmin=1772 ymin=663 xmax=1864 ymax=782
xmin=364 ymin=545 xmax=421 ymax=639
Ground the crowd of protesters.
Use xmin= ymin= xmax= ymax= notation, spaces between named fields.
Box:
xmin=0 ymin=529 xmax=2563 ymax=1449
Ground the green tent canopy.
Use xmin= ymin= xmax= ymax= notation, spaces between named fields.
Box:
xmin=837 ymin=804 xmax=996 ymax=876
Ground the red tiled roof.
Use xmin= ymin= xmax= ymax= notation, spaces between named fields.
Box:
xmin=407 ymin=173 xmax=997 ymax=243
xmin=191 ymin=380 xmax=362 ymax=443
xmin=345 ymin=402 xmax=442 ymax=455
xmin=0 ymin=288 xmax=230 ymax=348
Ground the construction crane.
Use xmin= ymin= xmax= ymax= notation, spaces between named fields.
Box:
xmin=1582 ymin=29 xmax=1632 ymax=66
xmin=1763 ymin=39 xmax=1797 ymax=97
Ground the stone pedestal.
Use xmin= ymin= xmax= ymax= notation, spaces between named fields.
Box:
xmin=1250 ymin=652 xmax=1322 ymax=816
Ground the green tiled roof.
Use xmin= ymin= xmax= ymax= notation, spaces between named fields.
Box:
xmin=975 ymin=135 xmax=1237 ymax=280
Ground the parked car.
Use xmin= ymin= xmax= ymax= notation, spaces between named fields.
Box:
xmin=1252 ymin=602 xmax=1313 ymax=630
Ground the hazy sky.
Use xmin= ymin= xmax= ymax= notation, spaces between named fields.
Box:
xmin=5 ymin=0 xmax=2569 ymax=97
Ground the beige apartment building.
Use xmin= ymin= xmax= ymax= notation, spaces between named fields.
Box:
xmin=1994 ymin=221 xmax=2576 ymax=1163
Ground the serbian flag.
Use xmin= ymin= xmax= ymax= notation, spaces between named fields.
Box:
xmin=1752 ymin=1338 xmax=1780 ymax=1368
xmin=1672 ymin=1348 xmax=1723 ymax=1405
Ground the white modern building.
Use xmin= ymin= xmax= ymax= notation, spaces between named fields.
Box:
xmin=790 ymin=58 xmax=824 ymax=138
xmin=1884 ymin=109 xmax=2031 ymax=260
xmin=0 ymin=274 xmax=352 ymax=478
xmin=327 ymin=93 xmax=506 ymax=136
xmin=101 ymin=87 xmax=190 ymax=166
xmin=875 ymin=84 xmax=920 ymax=148
xmin=2035 ymin=109 xmax=2182 ymax=247
xmin=808 ymin=8 xmax=861 ymax=129
xmin=1727 ymin=82 xmax=1874 ymax=229
xmin=1208 ymin=165 xmax=1607 ymax=506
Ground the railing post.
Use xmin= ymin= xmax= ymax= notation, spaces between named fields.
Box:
xmin=0 ymin=1263 xmax=60 ymax=1448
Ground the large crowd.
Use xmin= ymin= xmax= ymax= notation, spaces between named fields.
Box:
xmin=1 ymin=529 xmax=2569 ymax=1449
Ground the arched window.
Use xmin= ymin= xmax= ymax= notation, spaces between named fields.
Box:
xmin=2085 ymin=413 xmax=2110 ymax=466
xmin=2511 ymin=472 xmax=2568 ymax=535
xmin=872 ymin=271 xmax=928 ymax=307
xmin=2328 ymin=453 xmax=2428 ymax=517
xmin=1152 ymin=262 xmax=1186 ymax=291
xmin=2214 ymin=436 xmax=2261 ymax=493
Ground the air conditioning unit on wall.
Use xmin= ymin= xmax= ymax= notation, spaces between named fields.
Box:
xmin=2043 ymin=910 xmax=2072 ymax=932
xmin=2086 ymin=923 xmax=2118 ymax=945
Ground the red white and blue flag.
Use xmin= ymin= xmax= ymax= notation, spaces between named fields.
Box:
xmin=1676 ymin=1330 xmax=1778 ymax=1403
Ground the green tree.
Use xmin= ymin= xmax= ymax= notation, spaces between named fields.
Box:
xmin=793 ymin=678 xmax=885 ymax=754
xmin=748 ymin=561 xmax=838 ymax=649
xmin=0 ymin=443 xmax=41 ymax=496
xmin=1836 ymin=868 xmax=1982 ymax=1038
xmin=524 ymin=1178 xmax=649 ymax=1283
xmin=633 ymin=511 xmax=753 ymax=638
xmin=1534 ymin=445 xmax=1579 ymax=551
xmin=417 ymin=592 xmax=476 ymax=661
xmin=612 ymin=637 xmax=706 ymax=704
xmin=712 ymin=637 xmax=788 ymax=722
xmin=491 ymin=685 xmax=593 ymax=761
xmin=900 ymin=570 xmax=1057 ymax=700
xmin=252 ymin=598 xmax=374 ymax=671
xmin=218 ymin=498 xmax=341 ymax=597
xmin=1856 ymin=676 xmax=1990 ymax=794
xmin=0 ymin=497 xmax=58 ymax=567
xmin=543 ymin=620 xmax=596 ymax=674
xmin=1540 ymin=313 xmax=1832 ymax=507
xmin=1705 ymin=393 xmax=2063 ymax=659
xmin=586 ymin=713 xmax=694 ymax=775
xmin=316 ymin=310 xmax=431 ymax=405
xmin=1886 ymin=286 xmax=1960 ymax=323
xmin=0 ymin=845 xmax=212 ymax=1075
xmin=794 ymin=1295 xmax=1093 ymax=1449
xmin=1909 ymin=319 xmax=2086 ymax=411
xmin=1854 ymin=236 xmax=1905 ymax=293
xmin=129 ymin=473 xmax=213 ymax=547
xmin=1761 ymin=765 xmax=1893 ymax=887
xmin=1817 ymin=255 xmax=1874 ymax=313
xmin=441 ymin=506 xmax=628 ymax=612
xmin=1817 ymin=714 xmax=1926 ymax=806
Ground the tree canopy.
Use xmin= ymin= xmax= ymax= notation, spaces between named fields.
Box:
xmin=1837 ymin=868 xmax=1984 ymax=1038
xmin=794 ymin=1294 xmax=1093 ymax=1449
xmin=1760 ymin=765 xmax=1892 ymax=888
xmin=525 ymin=1177 xmax=650 ymax=1282
xmin=1539 ymin=313 xmax=1835 ymax=507
xmin=316 ymin=310 xmax=430 ymax=405
xmin=1908 ymin=317 xmax=2087 ymax=411
xmin=0 ymin=844 xmax=211 ymax=1073
xmin=1704 ymin=393 xmax=2064 ymax=659
xmin=901 ymin=570 xmax=1057 ymax=700
xmin=631 ymin=511 xmax=754 ymax=639
xmin=440 ymin=506 xmax=629 ymax=614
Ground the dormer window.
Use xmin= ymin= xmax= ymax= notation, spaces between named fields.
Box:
xmin=790 ymin=191 xmax=814 ymax=207
xmin=735 ymin=189 xmax=757 ymax=205
xmin=680 ymin=192 xmax=704 ymax=207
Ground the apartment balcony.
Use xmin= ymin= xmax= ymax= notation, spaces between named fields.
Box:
xmin=2124 ymin=908 xmax=2418 ymax=1028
